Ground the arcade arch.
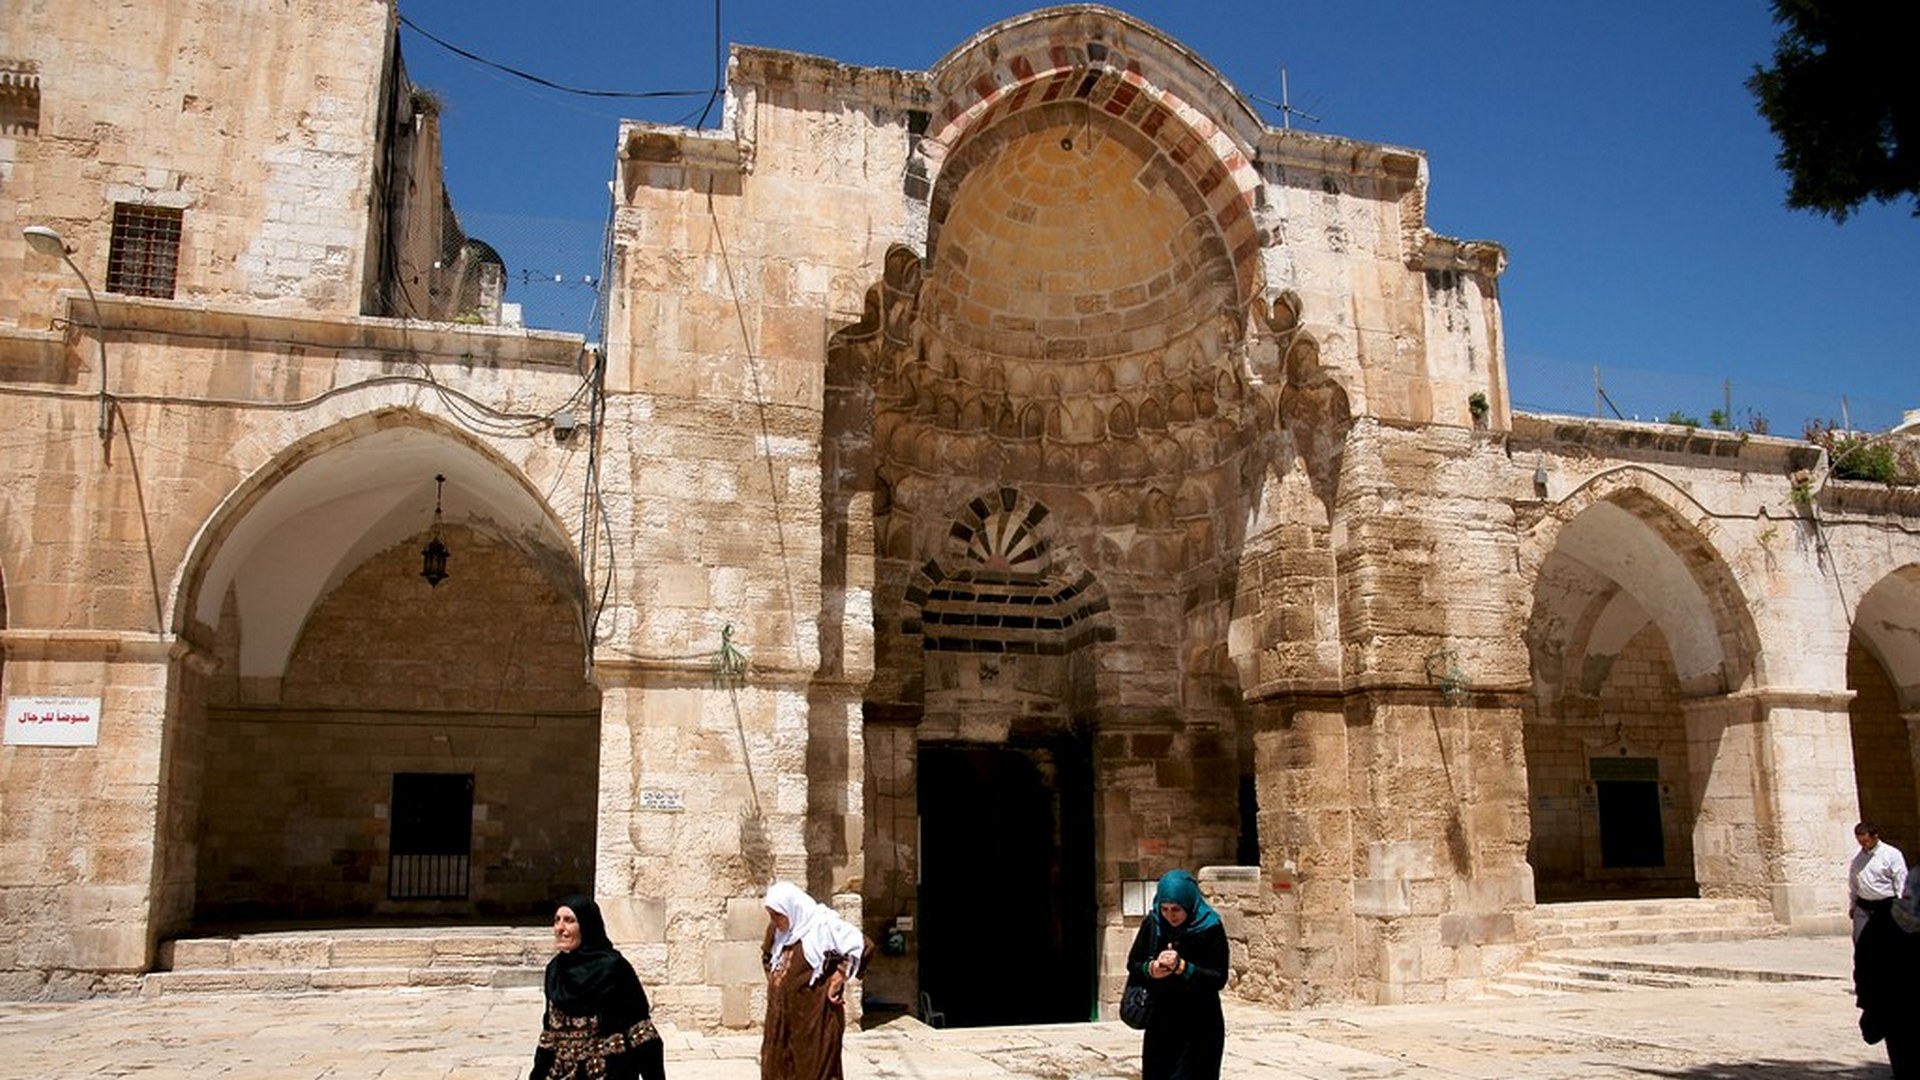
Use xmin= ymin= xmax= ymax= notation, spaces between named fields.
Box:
xmin=162 ymin=414 xmax=598 ymax=925
xmin=1522 ymin=485 xmax=1760 ymax=901
xmin=1848 ymin=566 xmax=1920 ymax=851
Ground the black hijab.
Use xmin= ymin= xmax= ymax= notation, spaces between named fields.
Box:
xmin=545 ymin=895 xmax=631 ymax=1014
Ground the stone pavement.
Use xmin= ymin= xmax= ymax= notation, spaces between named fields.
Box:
xmin=0 ymin=934 xmax=1891 ymax=1079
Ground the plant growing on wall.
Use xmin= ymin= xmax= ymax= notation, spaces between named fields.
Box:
xmin=1467 ymin=392 xmax=1489 ymax=427
xmin=1805 ymin=419 xmax=1908 ymax=484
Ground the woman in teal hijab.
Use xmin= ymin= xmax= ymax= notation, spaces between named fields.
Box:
xmin=1124 ymin=870 xmax=1228 ymax=1080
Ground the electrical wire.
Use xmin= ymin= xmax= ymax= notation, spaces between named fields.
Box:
xmin=397 ymin=12 xmax=710 ymax=101
xmin=694 ymin=0 xmax=723 ymax=129
xmin=706 ymin=176 xmax=805 ymax=666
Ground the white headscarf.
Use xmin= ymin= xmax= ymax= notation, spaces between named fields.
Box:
xmin=763 ymin=881 xmax=864 ymax=985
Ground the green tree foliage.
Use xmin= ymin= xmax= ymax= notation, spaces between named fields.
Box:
xmin=1747 ymin=0 xmax=1920 ymax=221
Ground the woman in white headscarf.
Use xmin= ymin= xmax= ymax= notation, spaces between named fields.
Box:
xmin=759 ymin=882 xmax=872 ymax=1080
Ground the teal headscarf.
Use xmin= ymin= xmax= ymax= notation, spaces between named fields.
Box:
xmin=1152 ymin=869 xmax=1221 ymax=935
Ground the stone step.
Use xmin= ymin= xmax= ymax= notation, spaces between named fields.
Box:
xmin=1535 ymin=912 xmax=1777 ymax=935
xmin=142 ymin=965 xmax=545 ymax=996
xmin=1531 ymin=898 xmax=1779 ymax=948
xmin=1535 ymin=925 xmax=1778 ymax=952
xmin=1480 ymin=957 xmax=1758 ymax=998
xmin=157 ymin=927 xmax=552 ymax=972
xmin=1532 ymin=898 xmax=1767 ymax=922
xmin=145 ymin=926 xmax=552 ymax=997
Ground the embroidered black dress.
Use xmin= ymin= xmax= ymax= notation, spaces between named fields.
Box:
xmin=531 ymin=896 xmax=667 ymax=1080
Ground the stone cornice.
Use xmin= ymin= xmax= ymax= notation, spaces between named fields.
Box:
xmin=730 ymin=45 xmax=927 ymax=110
xmin=0 ymin=326 xmax=74 ymax=381
xmin=621 ymin=120 xmax=754 ymax=176
xmin=33 ymin=292 xmax=585 ymax=368
xmin=1252 ymin=130 xmax=1425 ymax=187
xmin=0 ymin=628 xmax=183 ymax=664
xmin=1414 ymin=233 xmax=1508 ymax=278
xmin=1725 ymin=686 xmax=1857 ymax=710
xmin=587 ymin=655 xmax=820 ymax=692
xmin=1509 ymin=412 xmax=1824 ymax=472
xmin=1240 ymin=676 xmax=1533 ymax=710
xmin=1823 ymin=476 xmax=1920 ymax=516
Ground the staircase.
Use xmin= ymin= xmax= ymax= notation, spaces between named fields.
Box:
xmin=1481 ymin=898 xmax=1800 ymax=998
xmin=1530 ymin=897 xmax=1781 ymax=951
xmin=143 ymin=926 xmax=552 ymax=996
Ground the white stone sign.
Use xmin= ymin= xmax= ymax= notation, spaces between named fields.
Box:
xmin=639 ymin=789 xmax=685 ymax=812
xmin=5 ymin=696 xmax=102 ymax=746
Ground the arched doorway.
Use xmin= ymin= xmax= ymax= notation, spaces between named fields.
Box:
xmin=1848 ymin=567 xmax=1920 ymax=853
xmin=849 ymin=8 xmax=1276 ymax=1025
xmin=172 ymin=416 xmax=597 ymax=925
xmin=1523 ymin=492 xmax=1757 ymax=901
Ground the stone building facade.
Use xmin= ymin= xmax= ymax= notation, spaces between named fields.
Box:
xmin=3 ymin=1 xmax=1917 ymax=1024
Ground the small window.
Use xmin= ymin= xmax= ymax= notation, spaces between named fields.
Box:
xmin=105 ymin=203 xmax=182 ymax=298
xmin=388 ymin=772 xmax=474 ymax=900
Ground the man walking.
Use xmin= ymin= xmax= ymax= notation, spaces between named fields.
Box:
xmin=1849 ymin=821 xmax=1907 ymax=940
xmin=1849 ymin=821 xmax=1913 ymax=1077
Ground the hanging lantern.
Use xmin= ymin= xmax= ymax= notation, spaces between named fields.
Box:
xmin=421 ymin=473 xmax=450 ymax=587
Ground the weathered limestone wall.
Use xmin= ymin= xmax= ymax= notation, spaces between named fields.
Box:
xmin=4 ymin=0 xmax=397 ymax=321
xmin=0 ymin=640 xmax=173 ymax=997
xmin=1850 ymin=644 xmax=1919 ymax=849
xmin=597 ymin=45 xmax=924 ymax=1025
xmin=195 ymin=526 xmax=600 ymax=918
xmin=0 ymin=304 xmax=587 ymax=992
xmin=1525 ymin=624 xmax=1699 ymax=900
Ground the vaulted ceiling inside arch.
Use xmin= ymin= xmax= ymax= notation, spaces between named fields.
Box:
xmin=190 ymin=426 xmax=578 ymax=680
xmin=857 ymin=97 xmax=1286 ymax=608
xmin=923 ymin=104 xmax=1237 ymax=366
xmin=1853 ymin=566 xmax=1920 ymax=706
xmin=1529 ymin=501 xmax=1732 ymax=696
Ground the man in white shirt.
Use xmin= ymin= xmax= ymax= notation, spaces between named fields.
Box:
xmin=1850 ymin=821 xmax=1908 ymax=941
xmin=1849 ymin=821 xmax=1915 ymax=1076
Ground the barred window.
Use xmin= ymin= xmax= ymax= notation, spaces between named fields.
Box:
xmin=105 ymin=204 xmax=182 ymax=298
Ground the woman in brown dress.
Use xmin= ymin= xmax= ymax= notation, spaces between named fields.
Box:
xmin=760 ymin=882 xmax=872 ymax=1080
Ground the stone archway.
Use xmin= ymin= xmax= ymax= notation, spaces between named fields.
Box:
xmin=1848 ymin=566 xmax=1920 ymax=853
xmin=165 ymin=412 xmax=597 ymax=926
xmin=849 ymin=14 xmax=1284 ymax=1016
xmin=1522 ymin=483 xmax=1760 ymax=901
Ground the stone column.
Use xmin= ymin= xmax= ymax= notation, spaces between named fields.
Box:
xmin=1248 ymin=701 xmax=1352 ymax=1006
xmin=0 ymin=631 xmax=176 ymax=996
xmin=591 ymin=661 xmax=813 ymax=1029
xmin=1742 ymin=688 xmax=1857 ymax=934
xmin=1681 ymin=693 xmax=1767 ymax=902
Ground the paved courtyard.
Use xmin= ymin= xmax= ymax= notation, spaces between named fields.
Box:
xmin=0 ymin=935 xmax=1891 ymax=1079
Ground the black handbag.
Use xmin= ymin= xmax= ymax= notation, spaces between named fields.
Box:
xmin=1120 ymin=982 xmax=1153 ymax=1029
xmin=1120 ymin=919 xmax=1158 ymax=1029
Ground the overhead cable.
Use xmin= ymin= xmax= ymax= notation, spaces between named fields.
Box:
xmin=398 ymin=12 xmax=710 ymax=101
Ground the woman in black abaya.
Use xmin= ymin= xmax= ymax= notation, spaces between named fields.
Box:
xmin=1125 ymin=870 xmax=1229 ymax=1080
xmin=530 ymin=894 xmax=667 ymax=1080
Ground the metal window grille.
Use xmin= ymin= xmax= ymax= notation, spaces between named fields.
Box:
xmin=105 ymin=204 xmax=182 ymax=298
xmin=388 ymin=772 xmax=474 ymax=900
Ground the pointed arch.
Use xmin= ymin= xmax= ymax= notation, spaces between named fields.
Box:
xmin=176 ymin=408 xmax=584 ymax=681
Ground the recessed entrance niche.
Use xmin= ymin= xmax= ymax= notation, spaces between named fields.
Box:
xmin=917 ymin=740 xmax=1095 ymax=1026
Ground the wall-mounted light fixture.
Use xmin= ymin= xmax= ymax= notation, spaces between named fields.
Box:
xmin=421 ymin=473 xmax=450 ymax=587
xmin=22 ymin=225 xmax=111 ymax=445
xmin=550 ymin=408 xmax=578 ymax=443
xmin=1533 ymin=454 xmax=1550 ymax=500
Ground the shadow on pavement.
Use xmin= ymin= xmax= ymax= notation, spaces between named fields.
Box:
xmin=1628 ymin=1060 xmax=1887 ymax=1079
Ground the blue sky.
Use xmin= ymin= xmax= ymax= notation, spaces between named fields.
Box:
xmin=396 ymin=1 xmax=1918 ymax=433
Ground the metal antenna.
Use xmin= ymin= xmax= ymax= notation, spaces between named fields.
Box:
xmin=1250 ymin=67 xmax=1322 ymax=130
xmin=1281 ymin=68 xmax=1321 ymax=130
